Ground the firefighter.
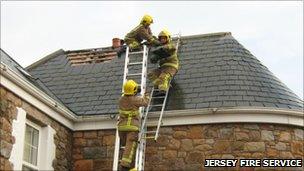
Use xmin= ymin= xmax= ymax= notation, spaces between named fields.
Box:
xmin=148 ymin=29 xmax=179 ymax=91
xmin=117 ymin=14 xmax=160 ymax=57
xmin=118 ymin=80 xmax=149 ymax=171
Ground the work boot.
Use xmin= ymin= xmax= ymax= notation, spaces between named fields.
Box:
xmin=148 ymin=73 xmax=161 ymax=87
xmin=129 ymin=46 xmax=142 ymax=52
xmin=158 ymin=74 xmax=171 ymax=91
xmin=119 ymin=166 xmax=130 ymax=171
xmin=120 ymin=159 xmax=131 ymax=168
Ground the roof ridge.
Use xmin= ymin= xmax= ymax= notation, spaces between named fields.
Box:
xmin=180 ymin=32 xmax=232 ymax=39
xmin=25 ymin=32 xmax=231 ymax=70
xmin=26 ymin=49 xmax=65 ymax=71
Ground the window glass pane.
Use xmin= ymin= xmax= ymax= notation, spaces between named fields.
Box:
xmin=31 ymin=147 xmax=38 ymax=165
xmin=23 ymin=144 xmax=31 ymax=163
xmin=23 ymin=123 xmax=39 ymax=166
xmin=25 ymin=125 xmax=32 ymax=144
xmin=32 ymin=129 xmax=39 ymax=147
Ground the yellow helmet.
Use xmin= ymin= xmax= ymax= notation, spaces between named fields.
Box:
xmin=158 ymin=29 xmax=171 ymax=42
xmin=140 ymin=14 xmax=153 ymax=25
xmin=123 ymin=80 xmax=138 ymax=95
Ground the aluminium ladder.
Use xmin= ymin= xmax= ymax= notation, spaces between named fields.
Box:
xmin=113 ymin=45 xmax=149 ymax=171
xmin=139 ymin=33 xmax=181 ymax=141
xmin=113 ymin=33 xmax=181 ymax=171
xmin=136 ymin=33 xmax=182 ymax=171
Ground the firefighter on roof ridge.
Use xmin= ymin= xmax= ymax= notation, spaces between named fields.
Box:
xmin=117 ymin=14 xmax=160 ymax=57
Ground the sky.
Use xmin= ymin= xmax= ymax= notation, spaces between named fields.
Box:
xmin=1 ymin=1 xmax=303 ymax=99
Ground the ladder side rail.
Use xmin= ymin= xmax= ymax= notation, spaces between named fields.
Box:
xmin=135 ymin=87 xmax=154 ymax=170
xmin=135 ymin=45 xmax=148 ymax=170
xmin=113 ymin=47 xmax=130 ymax=171
xmin=136 ymin=88 xmax=154 ymax=171
xmin=138 ymin=87 xmax=154 ymax=141
xmin=154 ymin=86 xmax=170 ymax=140
xmin=137 ymin=46 xmax=149 ymax=171
xmin=113 ymin=130 xmax=120 ymax=170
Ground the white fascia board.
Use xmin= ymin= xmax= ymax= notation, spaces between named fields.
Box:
xmin=74 ymin=108 xmax=304 ymax=130
xmin=1 ymin=63 xmax=76 ymax=129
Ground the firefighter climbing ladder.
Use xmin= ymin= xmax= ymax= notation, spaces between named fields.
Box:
xmin=113 ymin=33 xmax=181 ymax=171
xmin=113 ymin=45 xmax=149 ymax=171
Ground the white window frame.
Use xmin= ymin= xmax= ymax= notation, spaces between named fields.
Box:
xmin=22 ymin=120 xmax=42 ymax=171
xmin=9 ymin=107 xmax=56 ymax=170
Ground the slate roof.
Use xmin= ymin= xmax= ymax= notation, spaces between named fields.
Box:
xmin=0 ymin=49 xmax=66 ymax=107
xmin=26 ymin=32 xmax=303 ymax=115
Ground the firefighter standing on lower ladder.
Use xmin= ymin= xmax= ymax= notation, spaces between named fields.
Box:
xmin=148 ymin=29 xmax=179 ymax=91
xmin=118 ymin=80 xmax=149 ymax=171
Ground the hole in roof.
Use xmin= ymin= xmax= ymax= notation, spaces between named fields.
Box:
xmin=66 ymin=47 xmax=118 ymax=66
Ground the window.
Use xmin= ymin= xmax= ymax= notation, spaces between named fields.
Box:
xmin=22 ymin=121 xmax=41 ymax=171
xmin=10 ymin=108 xmax=56 ymax=170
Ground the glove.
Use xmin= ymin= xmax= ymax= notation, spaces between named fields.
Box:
xmin=116 ymin=45 xmax=126 ymax=58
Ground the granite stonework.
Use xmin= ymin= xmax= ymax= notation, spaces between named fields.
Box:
xmin=72 ymin=130 xmax=115 ymax=171
xmin=1 ymin=85 xmax=302 ymax=171
xmin=0 ymin=86 xmax=73 ymax=170
xmin=72 ymin=123 xmax=303 ymax=171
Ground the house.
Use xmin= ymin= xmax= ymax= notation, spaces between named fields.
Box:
xmin=0 ymin=32 xmax=303 ymax=171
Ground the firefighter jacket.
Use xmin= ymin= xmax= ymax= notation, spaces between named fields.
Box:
xmin=118 ymin=95 xmax=149 ymax=132
xmin=159 ymin=42 xmax=179 ymax=70
xmin=125 ymin=24 xmax=158 ymax=45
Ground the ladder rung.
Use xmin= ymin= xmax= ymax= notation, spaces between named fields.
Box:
xmin=120 ymin=146 xmax=125 ymax=149
xmin=144 ymin=136 xmax=155 ymax=139
xmin=147 ymin=121 xmax=163 ymax=126
xmin=153 ymin=89 xmax=167 ymax=92
xmin=129 ymin=51 xmax=144 ymax=55
xmin=144 ymin=131 xmax=156 ymax=134
xmin=129 ymin=62 xmax=143 ymax=65
xmin=150 ymin=104 xmax=163 ymax=107
xmin=152 ymin=96 xmax=166 ymax=99
xmin=127 ymin=73 xmax=142 ymax=77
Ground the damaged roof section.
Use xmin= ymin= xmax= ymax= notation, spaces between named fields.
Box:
xmin=26 ymin=32 xmax=303 ymax=115
xmin=66 ymin=47 xmax=117 ymax=66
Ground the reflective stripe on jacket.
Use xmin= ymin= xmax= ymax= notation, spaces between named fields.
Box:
xmin=117 ymin=95 xmax=149 ymax=132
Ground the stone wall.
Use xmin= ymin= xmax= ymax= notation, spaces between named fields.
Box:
xmin=1 ymin=84 xmax=302 ymax=171
xmin=72 ymin=130 xmax=115 ymax=171
xmin=73 ymin=123 xmax=303 ymax=171
xmin=0 ymin=86 xmax=73 ymax=170
xmin=145 ymin=123 xmax=303 ymax=171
